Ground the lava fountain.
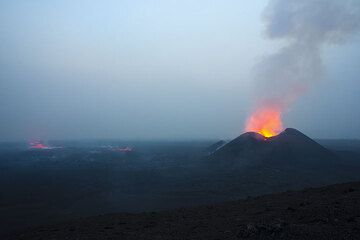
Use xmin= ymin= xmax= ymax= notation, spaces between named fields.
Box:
xmin=245 ymin=106 xmax=283 ymax=138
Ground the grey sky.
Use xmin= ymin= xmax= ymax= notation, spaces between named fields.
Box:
xmin=0 ymin=0 xmax=359 ymax=141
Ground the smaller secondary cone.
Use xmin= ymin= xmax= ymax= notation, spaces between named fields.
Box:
xmin=205 ymin=140 xmax=227 ymax=155
xmin=210 ymin=128 xmax=336 ymax=167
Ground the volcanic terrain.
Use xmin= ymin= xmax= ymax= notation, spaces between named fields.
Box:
xmin=204 ymin=128 xmax=359 ymax=189
xmin=2 ymin=129 xmax=360 ymax=239
xmin=210 ymin=128 xmax=336 ymax=166
xmin=8 ymin=181 xmax=360 ymax=240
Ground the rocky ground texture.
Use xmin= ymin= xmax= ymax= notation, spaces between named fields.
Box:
xmin=9 ymin=181 xmax=360 ymax=240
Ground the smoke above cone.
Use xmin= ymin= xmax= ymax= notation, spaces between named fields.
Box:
xmin=245 ymin=0 xmax=360 ymax=137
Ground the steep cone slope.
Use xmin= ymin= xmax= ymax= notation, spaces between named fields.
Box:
xmin=210 ymin=128 xmax=336 ymax=167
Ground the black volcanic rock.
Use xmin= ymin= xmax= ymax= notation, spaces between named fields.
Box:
xmin=10 ymin=181 xmax=360 ymax=240
xmin=210 ymin=128 xmax=336 ymax=167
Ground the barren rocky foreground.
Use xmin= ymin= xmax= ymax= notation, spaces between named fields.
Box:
xmin=8 ymin=181 xmax=360 ymax=240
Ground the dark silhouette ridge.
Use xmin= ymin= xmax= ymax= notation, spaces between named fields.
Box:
xmin=210 ymin=128 xmax=336 ymax=167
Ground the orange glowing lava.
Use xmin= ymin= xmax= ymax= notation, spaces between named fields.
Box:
xmin=245 ymin=106 xmax=283 ymax=137
xmin=29 ymin=140 xmax=49 ymax=149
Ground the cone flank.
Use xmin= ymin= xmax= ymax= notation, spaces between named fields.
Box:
xmin=210 ymin=128 xmax=335 ymax=165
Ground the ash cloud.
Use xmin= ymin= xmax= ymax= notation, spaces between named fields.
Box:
xmin=252 ymin=0 xmax=360 ymax=110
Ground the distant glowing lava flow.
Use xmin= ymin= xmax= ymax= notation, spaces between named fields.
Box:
xmin=245 ymin=106 xmax=283 ymax=138
xmin=29 ymin=140 xmax=48 ymax=149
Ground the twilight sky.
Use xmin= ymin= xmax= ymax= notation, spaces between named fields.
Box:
xmin=0 ymin=0 xmax=359 ymax=141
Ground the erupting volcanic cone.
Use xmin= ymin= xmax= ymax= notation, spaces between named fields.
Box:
xmin=210 ymin=128 xmax=336 ymax=167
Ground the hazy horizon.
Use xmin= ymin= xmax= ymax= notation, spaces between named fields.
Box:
xmin=1 ymin=0 xmax=360 ymax=141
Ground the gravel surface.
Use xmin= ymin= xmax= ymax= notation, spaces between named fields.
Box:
xmin=9 ymin=181 xmax=360 ymax=240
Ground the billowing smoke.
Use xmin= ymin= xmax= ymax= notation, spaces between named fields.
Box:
xmin=245 ymin=0 xmax=360 ymax=136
